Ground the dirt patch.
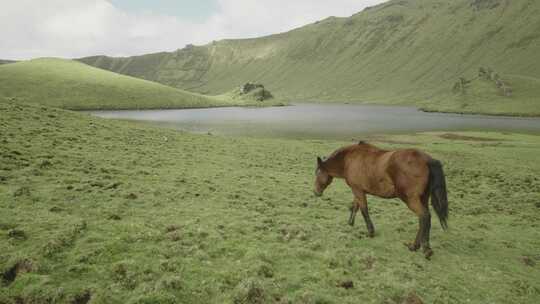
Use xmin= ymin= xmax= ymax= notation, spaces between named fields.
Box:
xmin=362 ymin=256 xmax=376 ymax=270
xmin=107 ymin=214 xmax=122 ymax=221
xmin=7 ymin=228 xmax=27 ymax=240
xmin=165 ymin=224 xmax=181 ymax=233
xmin=522 ymin=256 xmax=536 ymax=267
xmin=2 ymin=259 xmax=33 ymax=285
xmin=234 ymin=279 xmax=266 ymax=304
xmin=71 ymin=290 xmax=92 ymax=304
xmin=13 ymin=186 xmax=31 ymax=197
xmin=125 ymin=193 xmax=138 ymax=200
xmin=337 ymin=280 xmax=354 ymax=289
xmin=402 ymin=292 xmax=423 ymax=304
xmin=439 ymin=133 xmax=503 ymax=142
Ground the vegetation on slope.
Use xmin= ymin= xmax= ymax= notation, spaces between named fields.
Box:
xmin=79 ymin=0 xmax=540 ymax=115
xmin=0 ymin=60 xmax=16 ymax=65
xmin=1 ymin=99 xmax=539 ymax=303
xmin=0 ymin=58 xmax=281 ymax=110
xmin=216 ymin=82 xmax=275 ymax=104
xmin=422 ymin=69 xmax=540 ymax=116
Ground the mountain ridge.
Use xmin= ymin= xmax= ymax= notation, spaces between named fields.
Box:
xmin=79 ymin=0 xmax=540 ymax=115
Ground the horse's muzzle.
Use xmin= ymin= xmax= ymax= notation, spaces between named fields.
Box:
xmin=313 ymin=190 xmax=322 ymax=197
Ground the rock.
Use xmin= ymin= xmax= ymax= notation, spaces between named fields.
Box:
xmin=238 ymin=82 xmax=274 ymax=101
xmin=240 ymin=82 xmax=264 ymax=94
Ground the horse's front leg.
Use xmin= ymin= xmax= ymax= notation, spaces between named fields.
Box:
xmin=350 ymin=190 xmax=375 ymax=237
xmin=348 ymin=201 xmax=358 ymax=226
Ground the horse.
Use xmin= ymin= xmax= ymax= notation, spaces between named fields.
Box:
xmin=313 ymin=141 xmax=448 ymax=259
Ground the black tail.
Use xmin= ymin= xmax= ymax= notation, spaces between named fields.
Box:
xmin=428 ymin=159 xmax=448 ymax=230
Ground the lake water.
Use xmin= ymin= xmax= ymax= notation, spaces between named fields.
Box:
xmin=88 ymin=104 xmax=540 ymax=140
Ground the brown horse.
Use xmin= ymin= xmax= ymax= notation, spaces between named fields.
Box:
xmin=313 ymin=141 xmax=448 ymax=259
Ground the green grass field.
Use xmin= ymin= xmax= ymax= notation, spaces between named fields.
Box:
xmin=0 ymin=58 xmax=282 ymax=110
xmin=79 ymin=0 xmax=540 ymax=116
xmin=1 ymin=100 xmax=539 ymax=303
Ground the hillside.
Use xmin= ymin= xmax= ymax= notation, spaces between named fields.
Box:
xmin=2 ymin=99 xmax=540 ymax=303
xmin=0 ymin=58 xmax=278 ymax=110
xmin=0 ymin=60 xmax=16 ymax=65
xmin=423 ymin=71 xmax=540 ymax=115
xmin=80 ymin=0 xmax=540 ymax=115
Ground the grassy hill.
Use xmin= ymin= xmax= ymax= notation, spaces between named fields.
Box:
xmin=422 ymin=73 xmax=540 ymax=116
xmin=2 ymin=99 xmax=540 ymax=303
xmin=0 ymin=58 xmax=280 ymax=110
xmin=80 ymin=0 xmax=540 ymax=115
xmin=0 ymin=60 xmax=16 ymax=65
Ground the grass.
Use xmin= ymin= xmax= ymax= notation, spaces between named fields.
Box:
xmin=79 ymin=0 xmax=540 ymax=116
xmin=0 ymin=58 xmax=283 ymax=110
xmin=1 ymin=99 xmax=539 ymax=303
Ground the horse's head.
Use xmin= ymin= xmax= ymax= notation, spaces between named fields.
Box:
xmin=314 ymin=156 xmax=333 ymax=197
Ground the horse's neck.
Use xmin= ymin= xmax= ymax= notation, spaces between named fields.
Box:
xmin=325 ymin=150 xmax=346 ymax=178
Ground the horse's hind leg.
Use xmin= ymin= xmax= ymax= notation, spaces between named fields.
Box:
xmin=420 ymin=193 xmax=432 ymax=258
xmin=405 ymin=196 xmax=433 ymax=259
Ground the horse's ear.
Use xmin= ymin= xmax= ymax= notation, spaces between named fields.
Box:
xmin=317 ymin=156 xmax=324 ymax=168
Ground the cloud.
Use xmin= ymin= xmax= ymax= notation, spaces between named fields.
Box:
xmin=0 ymin=0 xmax=387 ymax=60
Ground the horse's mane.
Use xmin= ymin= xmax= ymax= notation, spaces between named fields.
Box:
xmin=326 ymin=141 xmax=382 ymax=161
xmin=327 ymin=142 xmax=364 ymax=160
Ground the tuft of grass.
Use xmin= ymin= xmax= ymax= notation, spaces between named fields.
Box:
xmin=1 ymin=100 xmax=540 ymax=303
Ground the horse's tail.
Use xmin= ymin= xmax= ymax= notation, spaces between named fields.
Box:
xmin=428 ymin=159 xmax=448 ymax=230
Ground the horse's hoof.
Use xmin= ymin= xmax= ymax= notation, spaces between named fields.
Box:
xmin=405 ymin=242 xmax=420 ymax=252
xmin=368 ymin=231 xmax=375 ymax=238
xmin=424 ymin=248 xmax=434 ymax=260
xmin=348 ymin=220 xmax=354 ymax=226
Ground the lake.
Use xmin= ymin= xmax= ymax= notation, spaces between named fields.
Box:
xmin=88 ymin=103 xmax=540 ymax=139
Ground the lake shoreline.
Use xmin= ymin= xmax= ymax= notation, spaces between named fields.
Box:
xmin=86 ymin=103 xmax=540 ymax=140
xmin=419 ymin=107 xmax=540 ymax=118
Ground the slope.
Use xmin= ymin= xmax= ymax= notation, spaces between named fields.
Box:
xmin=80 ymin=0 xmax=540 ymax=115
xmin=0 ymin=60 xmax=16 ymax=65
xmin=0 ymin=58 xmax=275 ymax=110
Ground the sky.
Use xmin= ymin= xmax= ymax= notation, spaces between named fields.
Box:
xmin=0 ymin=0 xmax=387 ymax=60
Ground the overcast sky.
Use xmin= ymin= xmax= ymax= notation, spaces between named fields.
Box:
xmin=0 ymin=0 xmax=387 ymax=60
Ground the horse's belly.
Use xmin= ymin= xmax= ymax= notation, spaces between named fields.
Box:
xmin=366 ymin=177 xmax=397 ymax=198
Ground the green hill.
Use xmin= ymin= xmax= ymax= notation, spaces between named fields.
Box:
xmin=0 ymin=60 xmax=16 ymax=65
xmin=79 ymin=0 xmax=540 ymax=115
xmin=423 ymin=71 xmax=540 ymax=116
xmin=0 ymin=58 xmax=278 ymax=110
